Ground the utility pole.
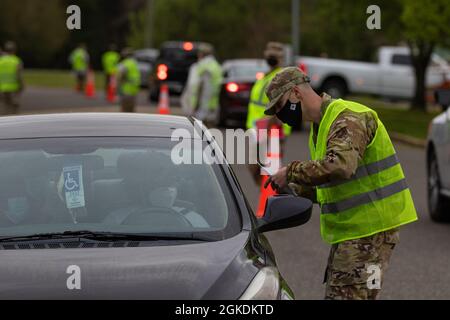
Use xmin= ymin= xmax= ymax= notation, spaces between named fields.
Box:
xmin=145 ymin=0 xmax=154 ymax=48
xmin=291 ymin=0 xmax=300 ymax=58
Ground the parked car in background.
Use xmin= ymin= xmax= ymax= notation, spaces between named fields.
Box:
xmin=427 ymin=89 xmax=450 ymax=222
xmin=0 ymin=113 xmax=313 ymax=299
xmin=134 ymin=48 xmax=159 ymax=88
xmin=218 ymin=59 xmax=269 ymax=127
xmin=297 ymin=46 xmax=450 ymax=99
xmin=150 ymin=41 xmax=213 ymax=101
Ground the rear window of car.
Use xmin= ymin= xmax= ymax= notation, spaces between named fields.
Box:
xmin=160 ymin=48 xmax=198 ymax=64
xmin=0 ymin=137 xmax=241 ymax=240
xmin=392 ymin=54 xmax=412 ymax=66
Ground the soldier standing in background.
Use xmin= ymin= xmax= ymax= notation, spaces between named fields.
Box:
xmin=264 ymin=67 xmax=418 ymax=300
xmin=0 ymin=41 xmax=24 ymax=115
xmin=246 ymin=42 xmax=292 ymax=185
xmin=192 ymin=43 xmax=223 ymax=127
xmin=117 ymin=48 xmax=141 ymax=113
xmin=102 ymin=44 xmax=120 ymax=96
xmin=69 ymin=43 xmax=89 ymax=92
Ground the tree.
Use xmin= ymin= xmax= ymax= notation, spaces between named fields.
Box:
xmin=0 ymin=0 xmax=69 ymax=66
xmin=127 ymin=0 xmax=292 ymax=60
xmin=401 ymin=0 xmax=450 ymax=109
xmin=301 ymin=0 xmax=403 ymax=61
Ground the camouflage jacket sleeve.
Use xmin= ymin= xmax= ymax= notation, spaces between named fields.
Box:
xmin=286 ymin=110 xmax=378 ymax=195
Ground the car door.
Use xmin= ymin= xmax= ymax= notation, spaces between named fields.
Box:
xmin=439 ymin=104 xmax=450 ymax=190
xmin=380 ymin=53 xmax=415 ymax=98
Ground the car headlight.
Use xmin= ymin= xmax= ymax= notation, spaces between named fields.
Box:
xmin=239 ymin=267 xmax=280 ymax=300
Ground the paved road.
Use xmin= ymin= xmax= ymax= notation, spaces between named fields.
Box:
xmin=12 ymin=87 xmax=450 ymax=299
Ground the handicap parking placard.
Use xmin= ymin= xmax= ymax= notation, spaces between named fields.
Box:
xmin=63 ymin=165 xmax=85 ymax=209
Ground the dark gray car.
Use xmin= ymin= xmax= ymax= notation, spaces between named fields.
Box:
xmin=0 ymin=113 xmax=312 ymax=299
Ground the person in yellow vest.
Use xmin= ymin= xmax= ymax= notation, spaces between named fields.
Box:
xmin=117 ymin=48 xmax=141 ymax=113
xmin=192 ymin=43 xmax=223 ymax=127
xmin=246 ymin=42 xmax=291 ymax=185
xmin=69 ymin=43 xmax=90 ymax=92
xmin=264 ymin=67 xmax=418 ymax=300
xmin=0 ymin=41 xmax=24 ymax=115
xmin=102 ymin=44 xmax=120 ymax=95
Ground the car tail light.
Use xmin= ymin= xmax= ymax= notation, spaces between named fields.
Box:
xmin=157 ymin=64 xmax=168 ymax=80
xmin=183 ymin=42 xmax=194 ymax=51
xmin=226 ymin=82 xmax=239 ymax=93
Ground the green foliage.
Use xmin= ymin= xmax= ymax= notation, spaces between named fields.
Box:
xmin=127 ymin=10 xmax=147 ymax=49
xmin=302 ymin=0 xmax=403 ymax=61
xmin=129 ymin=0 xmax=292 ymax=59
xmin=0 ymin=0 xmax=69 ymax=65
xmin=401 ymin=0 xmax=450 ymax=45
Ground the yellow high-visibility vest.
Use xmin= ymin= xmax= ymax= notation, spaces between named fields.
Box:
xmin=309 ymin=99 xmax=418 ymax=244
xmin=0 ymin=54 xmax=21 ymax=93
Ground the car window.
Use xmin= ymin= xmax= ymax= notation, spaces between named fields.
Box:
xmin=160 ymin=48 xmax=198 ymax=64
xmin=391 ymin=54 xmax=412 ymax=66
xmin=0 ymin=137 xmax=241 ymax=240
xmin=228 ymin=64 xmax=269 ymax=78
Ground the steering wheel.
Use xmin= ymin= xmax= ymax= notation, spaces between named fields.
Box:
xmin=121 ymin=207 xmax=193 ymax=227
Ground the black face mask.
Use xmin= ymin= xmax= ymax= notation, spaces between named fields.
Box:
xmin=276 ymin=100 xmax=302 ymax=127
xmin=266 ymin=56 xmax=279 ymax=67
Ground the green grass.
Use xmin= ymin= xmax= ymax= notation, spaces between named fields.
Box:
xmin=23 ymin=69 xmax=104 ymax=90
xmin=350 ymin=95 xmax=439 ymax=140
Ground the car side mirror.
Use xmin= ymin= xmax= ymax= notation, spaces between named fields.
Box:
xmin=256 ymin=195 xmax=312 ymax=233
xmin=435 ymin=89 xmax=450 ymax=110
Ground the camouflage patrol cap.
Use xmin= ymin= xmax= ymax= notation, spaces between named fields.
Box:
xmin=264 ymin=66 xmax=310 ymax=115
xmin=264 ymin=42 xmax=284 ymax=59
xmin=198 ymin=43 xmax=214 ymax=55
xmin=4 ymin=41 xmax=16 ymax=53
xmin=121 ymin=47 xmax=134 ymax=58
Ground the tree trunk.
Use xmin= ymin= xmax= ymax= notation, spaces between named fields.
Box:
xmin=409 ymin=41 xmax=434 ymax=110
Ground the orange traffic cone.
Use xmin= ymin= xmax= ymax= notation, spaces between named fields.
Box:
xmin=107 ymin=75 xmax=117 ymax=103
xmin=256 ymin=125 xmax=282 ymax=218
xmin=85 ymin=70 xmax=96 ymax=98
xmin=157 ymin=84 xmax=171 ymax=115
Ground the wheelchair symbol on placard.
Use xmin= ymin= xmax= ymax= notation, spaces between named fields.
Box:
xmin=64 ymin=172 xmax=79 ymax=191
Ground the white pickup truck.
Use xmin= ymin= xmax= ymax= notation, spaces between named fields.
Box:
xmin=296 ymin=46 xmax=450 ymax=99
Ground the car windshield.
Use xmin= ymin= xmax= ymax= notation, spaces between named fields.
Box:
xmin=0 ymin=137 xmax=240 ymax=240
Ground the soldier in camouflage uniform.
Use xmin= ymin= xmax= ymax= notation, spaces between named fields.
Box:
xmin=263 ymin=67 xmax=407 ymax=300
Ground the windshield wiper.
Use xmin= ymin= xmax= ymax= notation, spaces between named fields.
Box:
xmin=0 ymin=230 xmax=215 ymax=243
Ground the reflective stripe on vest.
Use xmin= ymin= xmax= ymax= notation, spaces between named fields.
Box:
xmin=318 ymin=153 xmax=400 ymax=189
xmin=321 ymin=178 xmax=408 ymax=214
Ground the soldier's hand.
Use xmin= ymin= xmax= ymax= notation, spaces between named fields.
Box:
xmin=264 ymin=166 xmax=288 ymax=191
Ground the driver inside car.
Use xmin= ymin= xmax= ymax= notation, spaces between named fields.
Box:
xmin=102 ymin=151 xmax=210 ymax=228
xmin=103 ymin=185 xmax=210 ymax=228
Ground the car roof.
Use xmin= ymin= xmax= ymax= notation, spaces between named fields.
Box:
xmin=222 ymin=59 xmax=267 ymax=68
xmin=0 ymin=113 xmax=198 ymax=139
xmin=161 ymin=41 xmax=211 ymax=50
